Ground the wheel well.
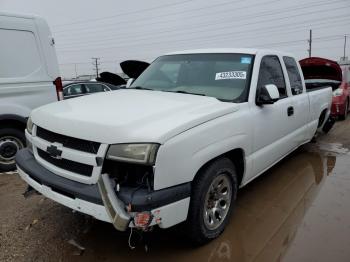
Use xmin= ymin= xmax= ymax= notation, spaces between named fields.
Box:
xmin=194 ymin=148 xmax=245 ymax=187
xmin=0 ymin=119 xmax=26 ymax=131
xmin=318 ymin=109 xmax=328 ymax=128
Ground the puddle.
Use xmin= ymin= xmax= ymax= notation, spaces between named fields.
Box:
xmin=313 ymin=142 xmax=349 ymax=155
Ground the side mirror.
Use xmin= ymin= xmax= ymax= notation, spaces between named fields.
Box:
xmin=126 ymin=78 xmax=135 ymax=88
xmin=256 ymin=84 xmax=280 ymax=105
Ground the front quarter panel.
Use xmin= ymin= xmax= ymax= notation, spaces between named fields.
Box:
xmin=153 ymin=104 xmax=252 ymax=190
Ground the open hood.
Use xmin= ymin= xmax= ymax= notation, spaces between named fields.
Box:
xmin=299 ymin=57 xmax=342 ymax=82
xmin=96 ymin=71 xmax=126 ymax=86
xmin=120 ymin=60 xmax=150 ymax=79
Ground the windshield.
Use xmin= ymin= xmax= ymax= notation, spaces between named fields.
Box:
xmin=131 ymin=53 xmax=254 ymax=102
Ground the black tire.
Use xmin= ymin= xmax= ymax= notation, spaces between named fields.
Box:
xmin=339 ymin=99 xmax=349 ymax=121
xmin=0 ymin=128 xmax=25 ymax=172
xmin=186 ymin=157 xmax=238 ymax=245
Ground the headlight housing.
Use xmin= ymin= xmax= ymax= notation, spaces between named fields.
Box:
xmin=27 ymin=116 xmax=34 ymax=135
xmin=106 ymin=143 xmax=160 ymax=165
xmin=333 ymin=88 xmax=343 ymax=97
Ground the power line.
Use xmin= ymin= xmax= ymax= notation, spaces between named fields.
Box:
xmin=53 ymin=0 xmax=346 ymax=39
xmin=52 ymin=0 xmax=194 ymax=28
xmin=55 ymin=11 xmax=350 ymax=53
xmin=56 ymin=15 xmax=350 ymax=51
xmin=53 ymin=0 xmax=278 ymax=35
xmin=58 ymin=34 xmax=347 ymax=67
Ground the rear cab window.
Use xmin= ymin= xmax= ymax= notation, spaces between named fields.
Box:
xmin=283 ymin=56 xmax=304 ymax=95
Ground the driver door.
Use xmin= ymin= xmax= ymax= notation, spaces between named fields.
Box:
xmin=251 ymin=55 xmax=295 ymax=176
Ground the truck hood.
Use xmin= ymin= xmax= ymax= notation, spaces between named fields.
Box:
xmin=32 ymin=90 xmax=239 ymax=144
xmin=299 ymin=57 xmax=342 ymax=82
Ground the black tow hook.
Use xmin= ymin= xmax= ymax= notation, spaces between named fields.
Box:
xmin=23 ymin=185 xmax=41 ymax=199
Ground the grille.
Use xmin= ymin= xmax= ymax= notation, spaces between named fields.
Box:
xmin=36 ymin=127 xmax=100 ymax=154
xmin=37 ymin=148 xmax=93 ymax=177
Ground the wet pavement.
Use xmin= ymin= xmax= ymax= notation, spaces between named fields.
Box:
xmin=1 ymin=119 xmax=350 ymax=262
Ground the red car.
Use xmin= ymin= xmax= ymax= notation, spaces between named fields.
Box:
xmin=300 ymin=57 xmax=350 ymax=120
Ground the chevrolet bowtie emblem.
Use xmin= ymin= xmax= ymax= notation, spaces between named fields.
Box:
xmin=46 ymin=145 xmax=62 ymax=159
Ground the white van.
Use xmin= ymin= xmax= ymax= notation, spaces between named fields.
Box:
xmin=0 ymin=12 xmax=62 ymax=171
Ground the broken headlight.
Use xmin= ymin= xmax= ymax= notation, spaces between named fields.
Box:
xmin=106 ymin=143 xmax=160 ymax=165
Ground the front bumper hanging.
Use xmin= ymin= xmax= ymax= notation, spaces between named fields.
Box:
xmin=98 ymin=174 xmax=131 ymax=231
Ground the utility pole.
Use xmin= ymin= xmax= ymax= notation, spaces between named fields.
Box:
xmin=343 ymin=35 xmax=347 ymax=60
xmin=307 ymin=29 xmax=312 ymax=58
xmin=91 ymin=57 xmax=100 ymax=78
xmin=74 ymin=63 xmax=78 ymax=79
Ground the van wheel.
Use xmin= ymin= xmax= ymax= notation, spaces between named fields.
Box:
xmin=340 ymin=99 xmax=348 ymax=120
xmin=186 ymin=158 xmax=238 ymax=245
xmin=0 ymin=128 xmax=25 ymax=172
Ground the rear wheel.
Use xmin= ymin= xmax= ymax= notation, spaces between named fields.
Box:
xmin=186 ymin=158 xmax=238 ymax=245
xmin=0 ymin=128 xmax=25 ymax=172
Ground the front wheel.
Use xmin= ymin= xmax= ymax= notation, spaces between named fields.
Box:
xmin=0 ymin=128 xmax=25 ymax=172
xmin=186 ymin=158 xmax=238 ymax=245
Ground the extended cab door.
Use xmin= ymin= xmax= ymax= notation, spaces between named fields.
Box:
xmin=251 ymin=55 xmax=295 ymax=176
xmin=282 ymin=56 xmax=310 ymax=145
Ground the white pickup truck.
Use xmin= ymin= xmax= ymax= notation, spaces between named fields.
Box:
xmin=16 ymin=49 xmax=334 ymax=244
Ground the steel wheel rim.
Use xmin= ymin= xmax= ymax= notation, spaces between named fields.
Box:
xmin=0 ymin=136 xmax=24 ymax=165
xmin=203 ymin=174 xmax=232 ymax=230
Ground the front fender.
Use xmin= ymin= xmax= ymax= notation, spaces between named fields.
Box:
xmin=153 ymin=111 xmax=252 ymax=190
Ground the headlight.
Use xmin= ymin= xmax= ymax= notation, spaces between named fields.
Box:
xmin=106 ymin=143 xmax=160 ymax=165
xmin=333 ymin=88 xmax=343 ymax=97
xmin=27 ymin=116 xmax=33 ymax=135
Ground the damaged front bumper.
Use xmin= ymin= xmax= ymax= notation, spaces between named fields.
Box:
xmin=16 ymin=148 xmax=191 ymax=230
xmin=98 ymin=174 xmax=130 ymax=231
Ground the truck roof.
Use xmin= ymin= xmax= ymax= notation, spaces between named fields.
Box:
xmin=0 ymin=11 xmax=39 ymax=19
xmin=166 ymin=48 xmax=294 ymax=57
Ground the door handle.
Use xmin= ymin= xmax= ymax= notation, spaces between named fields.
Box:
xmin=287 ymin=106 xmax=294 ymax=116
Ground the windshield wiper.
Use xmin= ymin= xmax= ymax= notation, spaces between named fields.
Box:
xmin=164 ymin=90 xmax=206 ymax=96
xmin=129 ymin=86 xmax=153 ymax=90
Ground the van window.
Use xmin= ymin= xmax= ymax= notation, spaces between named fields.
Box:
xmin=257 ymin=56 xmax=287 ymax=98
xmin=283 ymin=56 xmax=303 ymax=95
xmin=0 ymin=29 xmax=41 ymax=78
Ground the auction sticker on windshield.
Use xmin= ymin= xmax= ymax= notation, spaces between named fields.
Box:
xmin=215 ymin=71 xmax=247 ymax=80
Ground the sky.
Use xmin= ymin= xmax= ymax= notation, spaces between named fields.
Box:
xmin=1 ymin=0 xmax=349 ymax=78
